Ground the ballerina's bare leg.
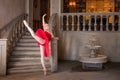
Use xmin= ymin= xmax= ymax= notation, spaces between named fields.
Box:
xmin=23 ymin=20 xmax=45 ymax=44
xmin=23 ymin=20 xmax=47 ymax=75
xmin=40 ymin=45 xmax=47 ymax=75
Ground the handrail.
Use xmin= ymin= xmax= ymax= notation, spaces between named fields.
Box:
xmin=0 ymin=13 xmax=27 ymax=38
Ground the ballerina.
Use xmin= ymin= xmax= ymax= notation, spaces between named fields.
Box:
xmin=23 ymin=14 xmax=52 ymax=75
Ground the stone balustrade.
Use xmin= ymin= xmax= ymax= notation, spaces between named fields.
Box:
xmin=0 ymin=13 xmax=27 ymax=75
xmin=61 ymin=12 xmax=120 ymax=31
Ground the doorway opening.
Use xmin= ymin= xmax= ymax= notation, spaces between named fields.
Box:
xmin=33 ymin=0 xmax=50 ymax=31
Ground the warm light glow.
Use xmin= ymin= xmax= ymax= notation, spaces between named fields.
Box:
xmin=69 ymin=2 xmax=73 ymax=6
xmin=86 ymin=0 xmax=114 ymax=12
xmin=72 ymin=2 xmax=76 ymax=6
xmin=91 ymin=5 xmax=94 ymax=8
xmin=69 ymin=1 xmax=76 ymax=7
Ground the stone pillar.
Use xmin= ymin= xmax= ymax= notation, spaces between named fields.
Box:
xmin=50 ymin=0 xmax=61 ymax=31
xmin=50 ymin=0 xmax=61 ymax=15
xmin=50 ymin=0 xmax=62 ymax=60
xmin=50 ymin=38 xmax=58 ymax=72
xmin=0 ymin=39 xmax=7 ymax=75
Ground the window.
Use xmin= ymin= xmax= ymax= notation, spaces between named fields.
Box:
xmin=62 ymin=0 xmax=120 ymax=13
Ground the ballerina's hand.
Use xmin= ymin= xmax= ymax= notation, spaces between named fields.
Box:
xmin=42 ymin=14 xmax=47 ymax=18
xmin=52 ymin=37 xmax=59 ymax=40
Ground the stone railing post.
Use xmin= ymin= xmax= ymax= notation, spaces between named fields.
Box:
xmin=50 ymin=38 xmax=58 ymax=72
xmin=0 ymin=39 xmax=7 ymax=75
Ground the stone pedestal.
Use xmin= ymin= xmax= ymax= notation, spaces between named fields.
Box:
xmin=0 ymin=39 xmax=7 ymax=75
xmin=50 ymin=38 xmax=58 ymax=72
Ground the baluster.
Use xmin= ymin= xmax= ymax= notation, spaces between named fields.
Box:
xmin=20 ymin=20 xmax=22 ymax=36
xmin=77 ymin=15 xmax=79 ymax=31
xmin=21 ymin=17 xmax=25 ymax=33
xmin=112 ymin=15 xmax=115 ymax=31
xmin=11 ymin=29 xmax=14 ymax=51
xmin=118 ymin=15 xmax=120 ymax=31
xmin=16 ymin=22 xmax=19 ymax=42
xmin=61 ymin=15 xmax=63 ymax=31
xmin=21 ymin=14 xmax=26 ymax=33
xmin=66 ymin=15 xmax=69 ymax=31
xmin=100 ymin=15 xmax=103 ymax=31
xmin=94 ymin=15 xmax=97 ymax=31
xmin=13 ymin=27 xmax=16 ymax=48
xmin=18 ymin=20 xmax=20 ymax=32
xmin=13 ymin=31 xmax=16 ymax=48
xmin=21 ymin=20 xmax=24 ymax=34
xmin=13 ymin=24 xmax=16 ymax=47
xmin=15 ymin=23 xmax=17 ymax=39
xmin=106 ymin=15 xmax=109 ymax=31
xmin=19 ymin=20 xmax=22 ymax=34
xmin=71 ymin=15 xmax=74 ymax=31
xmin=83 ymin=15 xmax=85 ymax=31
xmin=88 ymin=15 xmax=91 ymax=31
xmin=18 ymin=23 xmax=20 ymax=35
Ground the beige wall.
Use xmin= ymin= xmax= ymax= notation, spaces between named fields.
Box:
xmin=60 ymin=31 xmax=120 ymax=62
xmin=0 ymin=0 xmax=26 ymax=29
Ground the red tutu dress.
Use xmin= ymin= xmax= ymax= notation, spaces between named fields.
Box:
xmin=36 ymin=29 xmax=52 ymax=57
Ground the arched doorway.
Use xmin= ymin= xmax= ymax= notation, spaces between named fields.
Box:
xmin=33 ymin=0 xmax=50 ymax=31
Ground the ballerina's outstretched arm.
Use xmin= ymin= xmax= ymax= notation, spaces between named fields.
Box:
xmin=42 ymin=14 xmax=46 ymax=26
xmin=23 ymin=20 xmax=45 ymax=44
xmin=42 ymin=14 xmax=54 ymax=38
xmin=42 ymin=14 xmax=50 ymax=31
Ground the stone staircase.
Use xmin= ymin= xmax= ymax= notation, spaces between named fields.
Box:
xmin=7 ymin=32 xmax=51 ymax=74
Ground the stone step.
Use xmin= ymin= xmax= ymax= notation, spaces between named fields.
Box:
xmin=17 ymin=43 xmax=37 ymax=47
xmin=8 ymin=32 xmax=52 ymax=74
xmin=9 ymin=57 xmax=49 ymax=62
xmin=22 ymin=35 xmax=33 ymax=39
xmin=12 ymin=51 xmax=40 ymax=56
xmin=25 ymin=32 xmax=31 ymax=35
xmin=8 ymin=65 xmax=50 ymax=71
xmin=8 ymin=61 xmax=50 ymax=67
xmin=8 ymin=65 xmax=51 ymax=71
xmin=19 ymin=39 xmax=36 ymax=43
xmin=14 ymin=46 xmax=39 ymax=51
xmin=7 ymin=66 xmax=51 ymax=74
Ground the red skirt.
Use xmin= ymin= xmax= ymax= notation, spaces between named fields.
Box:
xmin=36 ymin=29 xmax=52 ymax=57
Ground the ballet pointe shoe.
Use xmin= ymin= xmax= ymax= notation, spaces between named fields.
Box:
xmin=44 ymin=69 xmax=47 ymax=76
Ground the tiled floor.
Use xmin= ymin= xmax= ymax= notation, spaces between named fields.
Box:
xmin=0 ymin=61 xmax=120 ymax=80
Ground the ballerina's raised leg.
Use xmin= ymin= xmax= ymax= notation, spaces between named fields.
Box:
xmin=23 ymin=20 xmax=47 ymax=75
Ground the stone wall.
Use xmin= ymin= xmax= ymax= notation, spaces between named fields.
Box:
xmin=0 ymin=0 xmax=26 ymax=29
xmin=59 ymin=31 xmax=120 ymax=62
